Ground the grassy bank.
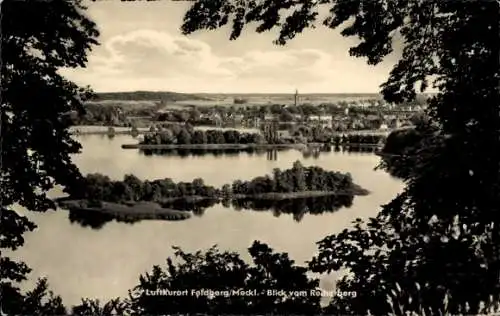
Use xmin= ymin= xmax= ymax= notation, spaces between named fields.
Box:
xmin=58 ymin=199 xmax=192 ymax=221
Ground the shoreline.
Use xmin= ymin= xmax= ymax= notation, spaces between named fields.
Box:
xmin=59 ymin=200 xmax=193 ymax=221
xmin=233 ymin=189 xmax=369 ymax=199
xmin=57 ymin=186 xmax=369 ymax=223
xmin=121 ymin=143 xmax=307 ymax=150
xmin=58 ymin=189 xmax=369 ymax=216
xmin=121 ymin=143 xmax=382 ymax=150
xmin=69 ymin=125 xmax=393 ymax=137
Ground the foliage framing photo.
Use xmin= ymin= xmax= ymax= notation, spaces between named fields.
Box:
xmin=1 ymin=0 xmax=101 ymax=314
xmin=1 ymin=0 xmax=499 ymax=315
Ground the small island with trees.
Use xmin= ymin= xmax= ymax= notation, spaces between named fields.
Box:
xmin=137 ymin=126 xmax=267 ymax=147
xmin=120 ymin=123 xmax=388 ymax=152
xmin=57 ymin=161 xmax=368 ymax=224
xmin=121 ymin=125 xmax=294 ymax=150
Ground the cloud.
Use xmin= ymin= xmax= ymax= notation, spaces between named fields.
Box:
xmin=89 ymin=30 xmax=232 ymax=79
xmin=62 ymin=29 xmax=392 ymax=93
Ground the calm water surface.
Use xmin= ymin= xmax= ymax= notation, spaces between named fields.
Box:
xmin=12 ymin=134 xmax=403 ymax=306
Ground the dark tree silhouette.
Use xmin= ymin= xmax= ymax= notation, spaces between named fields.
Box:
xmin=125 ymin=241 xmax=321 ymax=315
xmin=181 ymin=0 xmax=500 ymax=315
xmin=376 ymin=122 xmax=438 ymax=179
xmin=72 ymin=298 xmax=126 ymax=316
xmin=1 ymin=0 xmax=99 ymax=313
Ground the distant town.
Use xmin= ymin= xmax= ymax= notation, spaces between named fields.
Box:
xmin=69 ymin=90 xmax=428 ymax=140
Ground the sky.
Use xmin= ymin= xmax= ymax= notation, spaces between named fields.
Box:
xmin=61 ymin=1 xmax=402 ymax=94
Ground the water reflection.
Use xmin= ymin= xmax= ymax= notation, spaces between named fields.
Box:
xmin=68 ymin=208 xmax=139 ymax=229
xmin=267 ymin=150 xmax=278 ymax=161
xmin=302 ymin=145 xmax=379 ymax=159
xmin=67 ymin=195 xmax=353 ymax=229
xmin=230 ymin=195 xmax=353 ymax=222
xmin=140 ymin=148 xmax=289 ymax=160
xmin=138 ymin=146 xmax=379 ymax=161
xmin=160 ymin=198 xmax=218 ymax=216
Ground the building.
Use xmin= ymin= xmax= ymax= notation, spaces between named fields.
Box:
xmin=264 ymin=114 xmax=276 ymax=121
xmin=232 ymin=114 xmax=244 ymax=121
xmin=251 ymin=117 xmax=261 ymax=128
xmin=205 ymin=113 xmax=222 ymax=127
xmin=277 ymin=130 xmax=294 ymax=142
xmin=309 ymin=115 xmax=332 ymax=122
xmin=309 ymin=115 xmax=332 ymax=128
xmin=389 ymin=118 xmax=402 ymax=129
xmin=349 ymin=119 xmax=364 ymax=130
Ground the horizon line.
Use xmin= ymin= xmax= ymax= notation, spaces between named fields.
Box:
xmin=95 ymin=91 xmax=384 ymax=95
xmin=93 ymin=90 xmax=436 ymax=95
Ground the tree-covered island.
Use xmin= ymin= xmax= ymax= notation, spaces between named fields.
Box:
xmin=121 ymin=123 xmax=388 ymax=150
xmin=57 ymin=161 xmax=368 ymax=223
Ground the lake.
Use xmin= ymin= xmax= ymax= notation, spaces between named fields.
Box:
xmin=11 ymin=134 xmax=404 ymax=307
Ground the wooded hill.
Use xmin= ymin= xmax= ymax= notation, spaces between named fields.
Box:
xmin=92 ymin=91 xmax=210 ymax=102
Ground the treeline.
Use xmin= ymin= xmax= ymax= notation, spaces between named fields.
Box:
xmin=92 ymin=91 xmax=208 ymax=102
xmin=96 ymin=242 xmax=322 ymax=315
xmin=141 ymin=127 xmax=266 ymax=145
xmin=72 ymin=103 xmax=129 ymax=126
xmin=71 ymin=103 xmax=159 ymax=127
xmin=229 ymin=161 xmax=358 ymax=195
xmin=78 ymin=173 xmax=220 ymax=203
xmin=7 ymin=239 xmax=499 ymax=316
